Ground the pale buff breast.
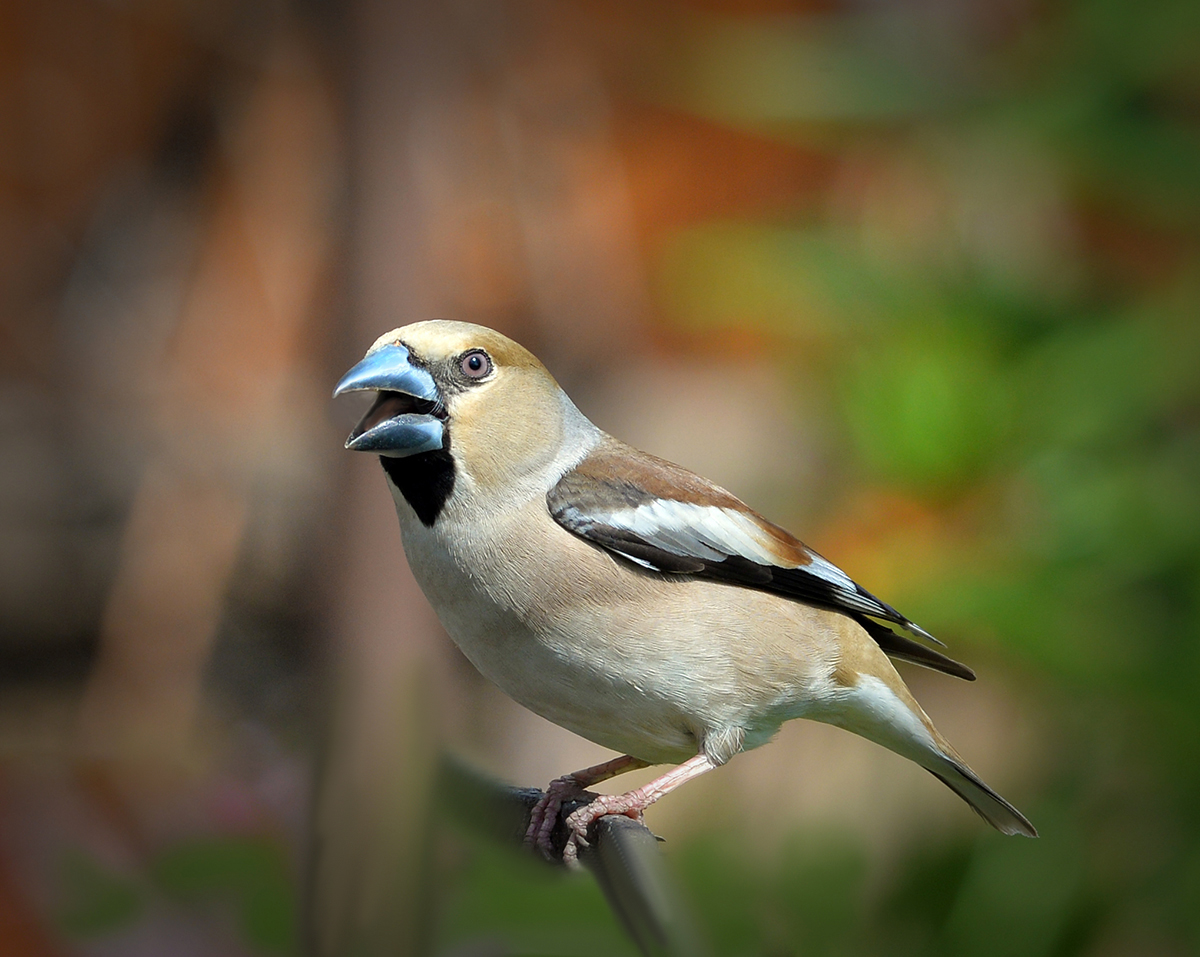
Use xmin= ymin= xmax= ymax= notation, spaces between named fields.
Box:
xmin=394 ymin=487 xmax=859 ymax=765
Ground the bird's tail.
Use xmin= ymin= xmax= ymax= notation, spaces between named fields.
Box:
xmin=925 ymin=744 xmax=1038 ymax=837
xmin=822 ymin=664 xmax=1037 ymax=837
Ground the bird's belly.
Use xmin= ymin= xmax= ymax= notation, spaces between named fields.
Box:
xmin=395 ymin=495 xmax=838 ymax=766
xmin=415 ymin=560 xmax=704 ymax=763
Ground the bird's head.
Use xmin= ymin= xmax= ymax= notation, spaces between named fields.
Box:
xmin=335 ymin=320 xmax=590 ymax=499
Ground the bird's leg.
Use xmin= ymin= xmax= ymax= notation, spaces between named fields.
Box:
xmin=525 ymin=754 xmax=650 ymax=859
xmin=561 ymin=753 xmax=718 ymax=866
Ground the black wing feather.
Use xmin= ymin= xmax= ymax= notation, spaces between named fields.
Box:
xmin=855 ymin=616 xmax=976 ymax=681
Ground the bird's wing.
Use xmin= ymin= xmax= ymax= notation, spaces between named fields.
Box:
xmin=548 ymin=443 xmax=975 ymax=681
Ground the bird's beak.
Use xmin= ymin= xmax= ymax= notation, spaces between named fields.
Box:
xmin=333 ymin=343 xmax=445 ymax=457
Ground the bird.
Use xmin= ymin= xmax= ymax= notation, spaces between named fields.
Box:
xmin=334 ymin=320 xmax=1037 ymax=863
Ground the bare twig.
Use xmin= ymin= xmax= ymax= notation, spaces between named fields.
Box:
xmin=434 ymin=754 xmax=705 ymax=957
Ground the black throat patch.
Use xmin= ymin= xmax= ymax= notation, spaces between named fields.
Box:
xmin=380 ymin=449 xmax=456 ymax=526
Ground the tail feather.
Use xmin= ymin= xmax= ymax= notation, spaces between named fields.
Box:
xmin=927 ymin=756 xmax=1037 ymax=837
xmin=826 ymin=663 xmax=1036 ymax=837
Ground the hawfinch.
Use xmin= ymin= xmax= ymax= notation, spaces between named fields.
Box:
xmin=335 ymin=320 xmax=1036 ymax=862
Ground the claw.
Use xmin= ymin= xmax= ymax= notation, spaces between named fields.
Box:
xmin=524 ymin=774 xmax=591 ymax=861
xmin=561 ymin=833 xmax=586 ymax=869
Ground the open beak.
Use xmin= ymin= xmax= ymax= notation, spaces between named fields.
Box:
xmin=333 ymin=343 xmax=445 ymax=457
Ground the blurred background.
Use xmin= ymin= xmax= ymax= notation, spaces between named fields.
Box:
xmin=2 ymin=0 xmax=1198 ymax=954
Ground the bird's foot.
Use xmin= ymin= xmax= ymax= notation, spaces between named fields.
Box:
xmin=524 ymin=774 xmax=590 ymax=860
xmin=561 ymin=790 xmax=649 ymax=868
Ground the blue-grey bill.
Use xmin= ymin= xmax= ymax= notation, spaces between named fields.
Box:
xmin=345 ymin=413 xmax=444 ymax=457
xmin=333 ymin=342 xmax=438 ymax=401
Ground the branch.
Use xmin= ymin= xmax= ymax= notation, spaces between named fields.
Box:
xmin=434 ymin=754 xmax=705 ymax=957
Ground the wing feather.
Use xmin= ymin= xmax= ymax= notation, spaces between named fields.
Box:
xmin=549 ymin=442 xmax=968 ymax=678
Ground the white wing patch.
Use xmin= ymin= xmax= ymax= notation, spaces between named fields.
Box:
xmin=596 ymin=499 xmax=926 ymax=633
xmin=605 ymin=501 xmax=790 ymax=568
xmin=804 ymin=552 xmax=858 ymax=591
xmin=550 ymin=469 xmax=941 ymax=646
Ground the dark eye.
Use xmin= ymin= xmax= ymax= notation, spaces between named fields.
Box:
xmin=459 ymin=349 xmax=492 ymax=380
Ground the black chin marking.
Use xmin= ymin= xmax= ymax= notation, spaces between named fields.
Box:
xmin=380 ymin=448 xmax=455 ymax=526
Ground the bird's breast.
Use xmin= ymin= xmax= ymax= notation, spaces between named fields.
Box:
xmin=387 ymin=480 xmax=843 ymax=764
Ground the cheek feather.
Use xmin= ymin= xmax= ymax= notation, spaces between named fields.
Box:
xmin=446 ymin=374 xmax=571 ymax=494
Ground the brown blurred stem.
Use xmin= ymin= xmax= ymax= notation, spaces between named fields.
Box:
xmin=435 ymin=754 xmax=707 ymax=957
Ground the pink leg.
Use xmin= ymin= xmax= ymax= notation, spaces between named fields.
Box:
xmin=524 ymin=754 xmax=650 ymax=860
xmin=561 ymin=753 xmax=718 ymax=866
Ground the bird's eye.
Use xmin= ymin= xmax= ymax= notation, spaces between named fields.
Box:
xmin=459 ymin=349 xmax=492 ymax=380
